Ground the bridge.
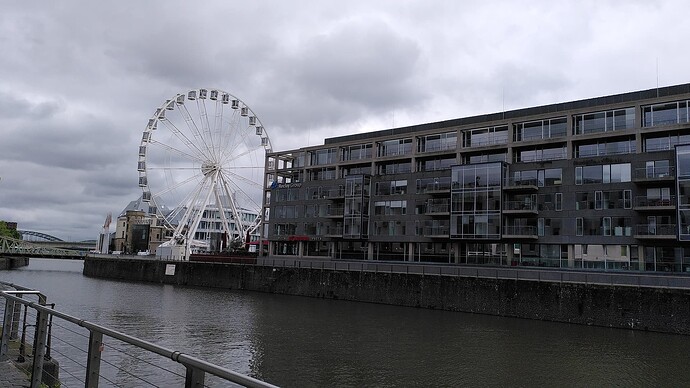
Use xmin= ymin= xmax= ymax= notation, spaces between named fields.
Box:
xmin=0 ymin=235 xmax=86 ymax=260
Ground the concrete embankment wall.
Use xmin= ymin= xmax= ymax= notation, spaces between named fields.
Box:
xmin=0 ymin=257 xmax=29 ymax=270
xmin=83 ymin=258 xmax=690 ymax=335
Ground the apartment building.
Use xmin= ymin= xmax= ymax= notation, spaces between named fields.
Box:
xmin=263 ymin=83 xmax=690 ymax=272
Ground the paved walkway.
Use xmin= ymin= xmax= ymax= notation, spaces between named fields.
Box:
xmin=0 ymin=358 xmax=29 ymax=387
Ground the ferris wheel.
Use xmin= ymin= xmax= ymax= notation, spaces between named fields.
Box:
xmin=137 ymin=88 xmax=272 ymax=260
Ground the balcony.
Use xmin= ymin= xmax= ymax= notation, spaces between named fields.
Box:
xmin=504 ymin=178 xmax=538 ymax=191
xmin=423 ymin=226 xmax=450 ymax=238
xmin=502 ymin=226 xmax=538 ymax=239
xmin=634 ymin=196 xmax=676 ymax=211
xmin=324 ymin=227 xmax=343 ymax=238
xmin=425 ymin=200 xmax=450 ymax=216
xmin=503 ymin=200 xmax=538 ymax=214
xmin=633 ymin=167 xmax=675 ymax=184
xmin=417 ymin=177 xmax=452 ymax=194
xmin=323 ymin=206 xmax=344 ymax=218
xmin=322 ymin=188 xmax=345 ymax=200
xmin=634 ymin=224 xmax=677 ymax=240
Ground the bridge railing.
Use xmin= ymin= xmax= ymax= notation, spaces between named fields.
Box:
xmin=0 ymin=282 xmax=278 ymax=388
xmin=0 ymin=235 xmax=84 ymax=259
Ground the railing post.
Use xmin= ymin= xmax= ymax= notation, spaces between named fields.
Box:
xmin=85 ymin=331 xmax=103 ymax=388
xmin=30 ymin=306 xmax=49 ymax=388
xmin=185 ymin=365 xmax=206 ymax=388
xmin=11 ymin=297 xmax=21 ymax=340
xmin=1 ymin=298 xmax=14 ymax=359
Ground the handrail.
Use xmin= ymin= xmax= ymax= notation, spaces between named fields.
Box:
xmin=0 ymin=287 xmax=278 ymax=388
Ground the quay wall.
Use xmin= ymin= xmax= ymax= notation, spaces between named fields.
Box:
xmin=0 ymin=257 xmax=29 ymax=270
xmin=83 ymin=258 xmax=690 ymax=335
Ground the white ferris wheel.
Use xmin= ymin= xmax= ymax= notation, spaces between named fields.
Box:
xmin=137 ymin=88 xmax=272 ymax=260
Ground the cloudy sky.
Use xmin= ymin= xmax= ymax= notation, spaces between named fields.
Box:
xmin=1 ymin=0 xmax=688 ymax=241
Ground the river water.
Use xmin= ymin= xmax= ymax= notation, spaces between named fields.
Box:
xmin=1 ymin=259 xmax=689 ymax=387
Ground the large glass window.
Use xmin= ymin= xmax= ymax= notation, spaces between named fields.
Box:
xmin=451 ymin=163 xmax=504 ymax=239
xmin=644 ymin=100 xmax=689 ymax=127
xmin=644 ymin=132 xmax=690 ymax=152
xmin=575 ymin=163 xmax=631 ymax=184
xmin=514 ymin=117 xmax=567 ymax=142
xmin=575 ymin=139 xmax=636 ymax=157
xmin=514 ymin=145 xmax=566 ymax=162
xmin=378 ymin=138 xmax=412 ymax=157
xmin=463 ymin=125 xmax=508 ymax=147
xmin=574 ymin=107 xmax=635 ymax=134
xmin=310 ymin=148 xmax=337 ymax=165
xmin=418 ymin=131 xmax=457 ymax=152
xmin=342 ymin=144 xmax=372 ymax=161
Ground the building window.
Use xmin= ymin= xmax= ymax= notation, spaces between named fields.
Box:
xmin=643 ymin=100 xmax=689 ymax=127
xmin=538 ymin=218 xmax=545 ymax=236
xmin=555 ymin=193 xmax=562 ymax=211
xmin=463 ymin=125 xmax=509 ymax=147
xmin=573 ymin=107 xmax=635 ymax=135
xmin=514 ymin=117 xmax=567 ymax=142
xmin=378 ymin=138 xmax=412 ymax=157
xmin=309 ymin=148 xmax=337 ymax=165
xmin=576 ymin=217 xmax=583 ymax=236
xmin=418 ymin=131 xmax=457 ymax=153
xmin=603 ymin=217 xmax=611 ymax=236
xmin=624 ymin=190 xmax=632 ymax=209
xmin=342 ymin=144 xmax=373 ymax=161
xmin=595 ymin=191 xmax=603 ymax=210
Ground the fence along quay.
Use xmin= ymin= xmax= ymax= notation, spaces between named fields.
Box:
xmin=0 ymin=281 xmax=278 ymax=388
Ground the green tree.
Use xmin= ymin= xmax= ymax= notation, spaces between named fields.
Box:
xmin=0 ymin=221 xmax=20 ymax=239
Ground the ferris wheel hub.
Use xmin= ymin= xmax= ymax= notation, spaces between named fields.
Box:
xmin=201 ymin=161 xmax=220 ymax=176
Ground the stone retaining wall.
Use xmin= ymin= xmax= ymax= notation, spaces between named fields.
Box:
xmin=83 ymin=258 xmax=690 ymax=335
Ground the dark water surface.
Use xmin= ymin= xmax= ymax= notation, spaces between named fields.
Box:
xmin=1 ymin=259 xmax=689 ymax=387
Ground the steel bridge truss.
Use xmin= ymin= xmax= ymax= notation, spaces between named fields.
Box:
xmin=0 ymin=235 xmax=83 ymax=259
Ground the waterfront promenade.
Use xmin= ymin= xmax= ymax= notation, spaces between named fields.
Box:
xmin=0 ymin=359 xmax=28 ymax=387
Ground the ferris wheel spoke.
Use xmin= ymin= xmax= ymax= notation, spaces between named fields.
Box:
xmin=217 ymin=173 xmax=255 ymax=237
xmin=150 ymin=172 xmax=203 ymax=199
xmin=148 ymin=139 xmax=205 ymax=164
xmin=157 ymin=118 xmax=210 ymax=161
xmin=214 ymin=178 xmax=241 ymax=239
xmin=178 ymin=103 xmax=215 ymax=162
xmin=221 ymin=170 xmax=264 ymax=190
xmin=221 ymin=125 xmax=255 ymax=162
xmin=221 ymin=143 xmax=263 ymax=166
xmin=196 ymin=98 xmax=217 ymax=162
xmin=220 ymin=171 xmax=263 ymax=210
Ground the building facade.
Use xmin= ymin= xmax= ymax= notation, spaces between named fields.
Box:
xmin=264 ymin=83 xmax=690 ymax=272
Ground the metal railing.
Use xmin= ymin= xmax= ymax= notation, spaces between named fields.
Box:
xmin=635 ymin=224 xmax=677 ymax=236
xmin=257 ymin=257 xmax=690 ymax=289
xmin=0 ymin=282 xmax=277 ymax=388
xmin=634 ymin=196 xmax=676 ymax=208
xmin=633 ymin=166 xmax=675 ymax=180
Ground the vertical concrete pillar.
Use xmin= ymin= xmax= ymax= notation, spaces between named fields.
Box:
xmin=408 ymin=242 xmax=415 ymax=262
xmin=568 ymin=244 xmax=575 ymax=268
xmin=367 ymin=242 xmax=373 ymax=260
xmin=298 ymin=241 xmax=304 ymax=258
xmin=453 ymin=242 xmax=459 ymax=264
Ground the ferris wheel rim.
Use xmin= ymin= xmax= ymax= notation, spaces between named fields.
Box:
xmin=137 ymin=88 xmax=271 ymax=248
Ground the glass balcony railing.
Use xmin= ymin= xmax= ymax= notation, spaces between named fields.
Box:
xmin=634 ymin=196 xmax=675 ymax=208
xmin=633 ymin=166 xmax=675 ymax=180
xmin=635 ymin=224 xmax=676 ymax=237
xmin=504 ymin=200 xmax=538 ymax=212
xmin=502 ymin=226 xmax=537 ymax=237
